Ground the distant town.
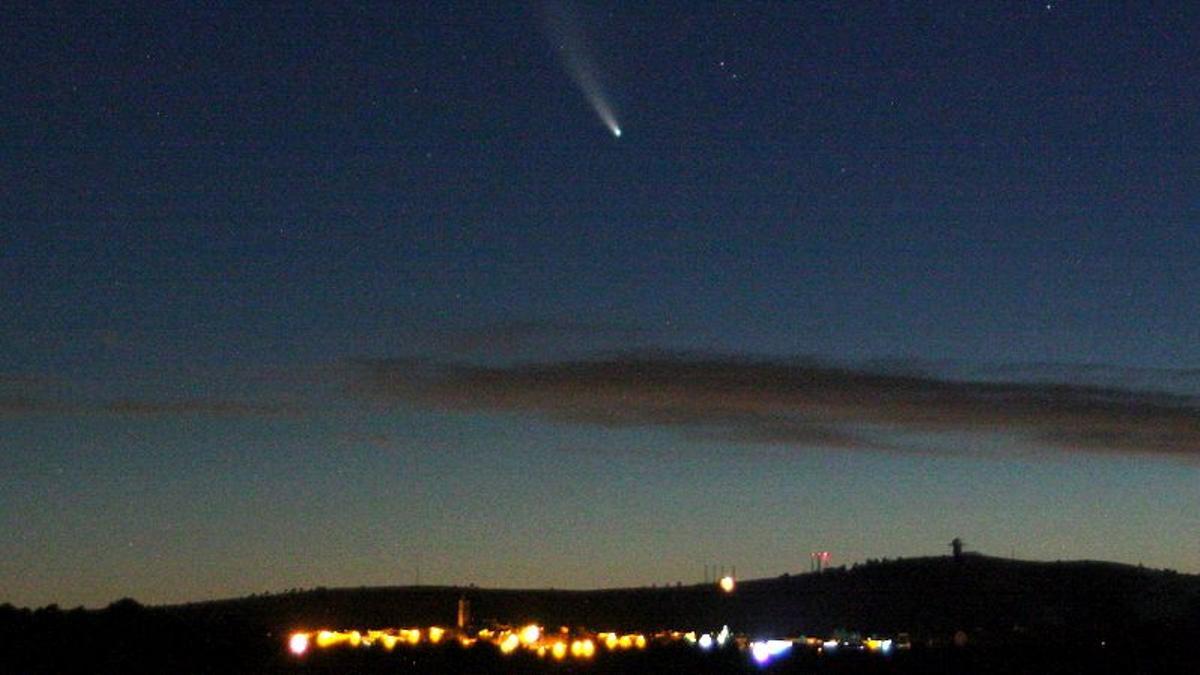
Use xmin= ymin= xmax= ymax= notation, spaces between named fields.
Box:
xmin=6 ymin=547 xmax=1195 ymax=672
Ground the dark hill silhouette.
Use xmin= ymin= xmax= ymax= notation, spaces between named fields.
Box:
xmin=168 ymin=554 xmax=1198 ymax=640
xmin=3 ymin=555 xmax=1198 ymax=673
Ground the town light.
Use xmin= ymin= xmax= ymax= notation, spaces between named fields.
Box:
xmin=289 ymin=633 xmax=309 ymax=656
xmin=750 ymin=639 xmax=792 ymax=665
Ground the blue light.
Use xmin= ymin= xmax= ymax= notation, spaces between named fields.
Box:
xmin=750 ymin=640 xmax=792 ymax=665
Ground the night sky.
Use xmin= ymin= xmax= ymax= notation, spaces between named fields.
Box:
xmin=2 ymin=1 xmax=1198 ymax=608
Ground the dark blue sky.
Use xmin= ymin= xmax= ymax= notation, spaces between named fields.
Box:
xmin=2 ymin=1 xmax=1197 ymax=607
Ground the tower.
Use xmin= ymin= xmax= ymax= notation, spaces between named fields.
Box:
xmin=457 ymin=595 xmax=470 ymax=630
xmin=950 ymin=537 xmax=964 ymax=561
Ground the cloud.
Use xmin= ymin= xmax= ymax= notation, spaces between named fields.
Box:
xmin=102 ymin=399 xmax=301 ymax=417
xmin=0 ymin=373 xmax=52 ymax=386
xmin=0 ymin=396 xmax=300 ymax=418
xmin=0 ymin=364 xmax=306 ymax=419
xmin=0 ymin=396 xmax=72 ymax=415
xmin=424 ymin=319 xmax=650 ymax=357
xmin=352 ymin=352 xmax=1200 ymax=459
xmin=337 ymin=433 xmax=393 ymax=449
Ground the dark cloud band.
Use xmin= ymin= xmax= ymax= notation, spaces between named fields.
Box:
xmin=354 ymin=353 xmax=1200 ymax=458
xmin=0 ymin=397 xmax=299 ymax=418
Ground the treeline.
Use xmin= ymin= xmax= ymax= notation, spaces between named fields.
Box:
xmin=0 ymin=599 xmax=284 ymax=674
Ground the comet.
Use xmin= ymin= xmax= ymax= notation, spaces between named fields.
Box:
xmin=541 ymin=1 xmax=621 ymax=138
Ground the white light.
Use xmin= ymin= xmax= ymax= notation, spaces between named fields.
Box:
xmin=289 ymin=633 xmax=309 ymax=656
xmin=613 ymin=126 xmax=621 ymax=138
xmin=750 ymin=640 xmax=792 ymax=665
xmin=751 ymin=641 xmax=770 ymax=664
xmin=717 ymin=625 xmax=731 ymax=646
xmin=698 ymin=634 xmax=713 ymax=650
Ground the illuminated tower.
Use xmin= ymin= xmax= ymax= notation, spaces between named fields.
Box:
xmin=810 ymin=551 xmax=831 ymax=572
xmin=457 ymin=595 xmax=470 ymax=630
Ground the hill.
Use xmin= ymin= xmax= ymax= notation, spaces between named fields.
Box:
xmin=3 ymin=555 xmax=1198 ymax=673
xmin=169 ymin=554 xmax=1200 ymax=640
